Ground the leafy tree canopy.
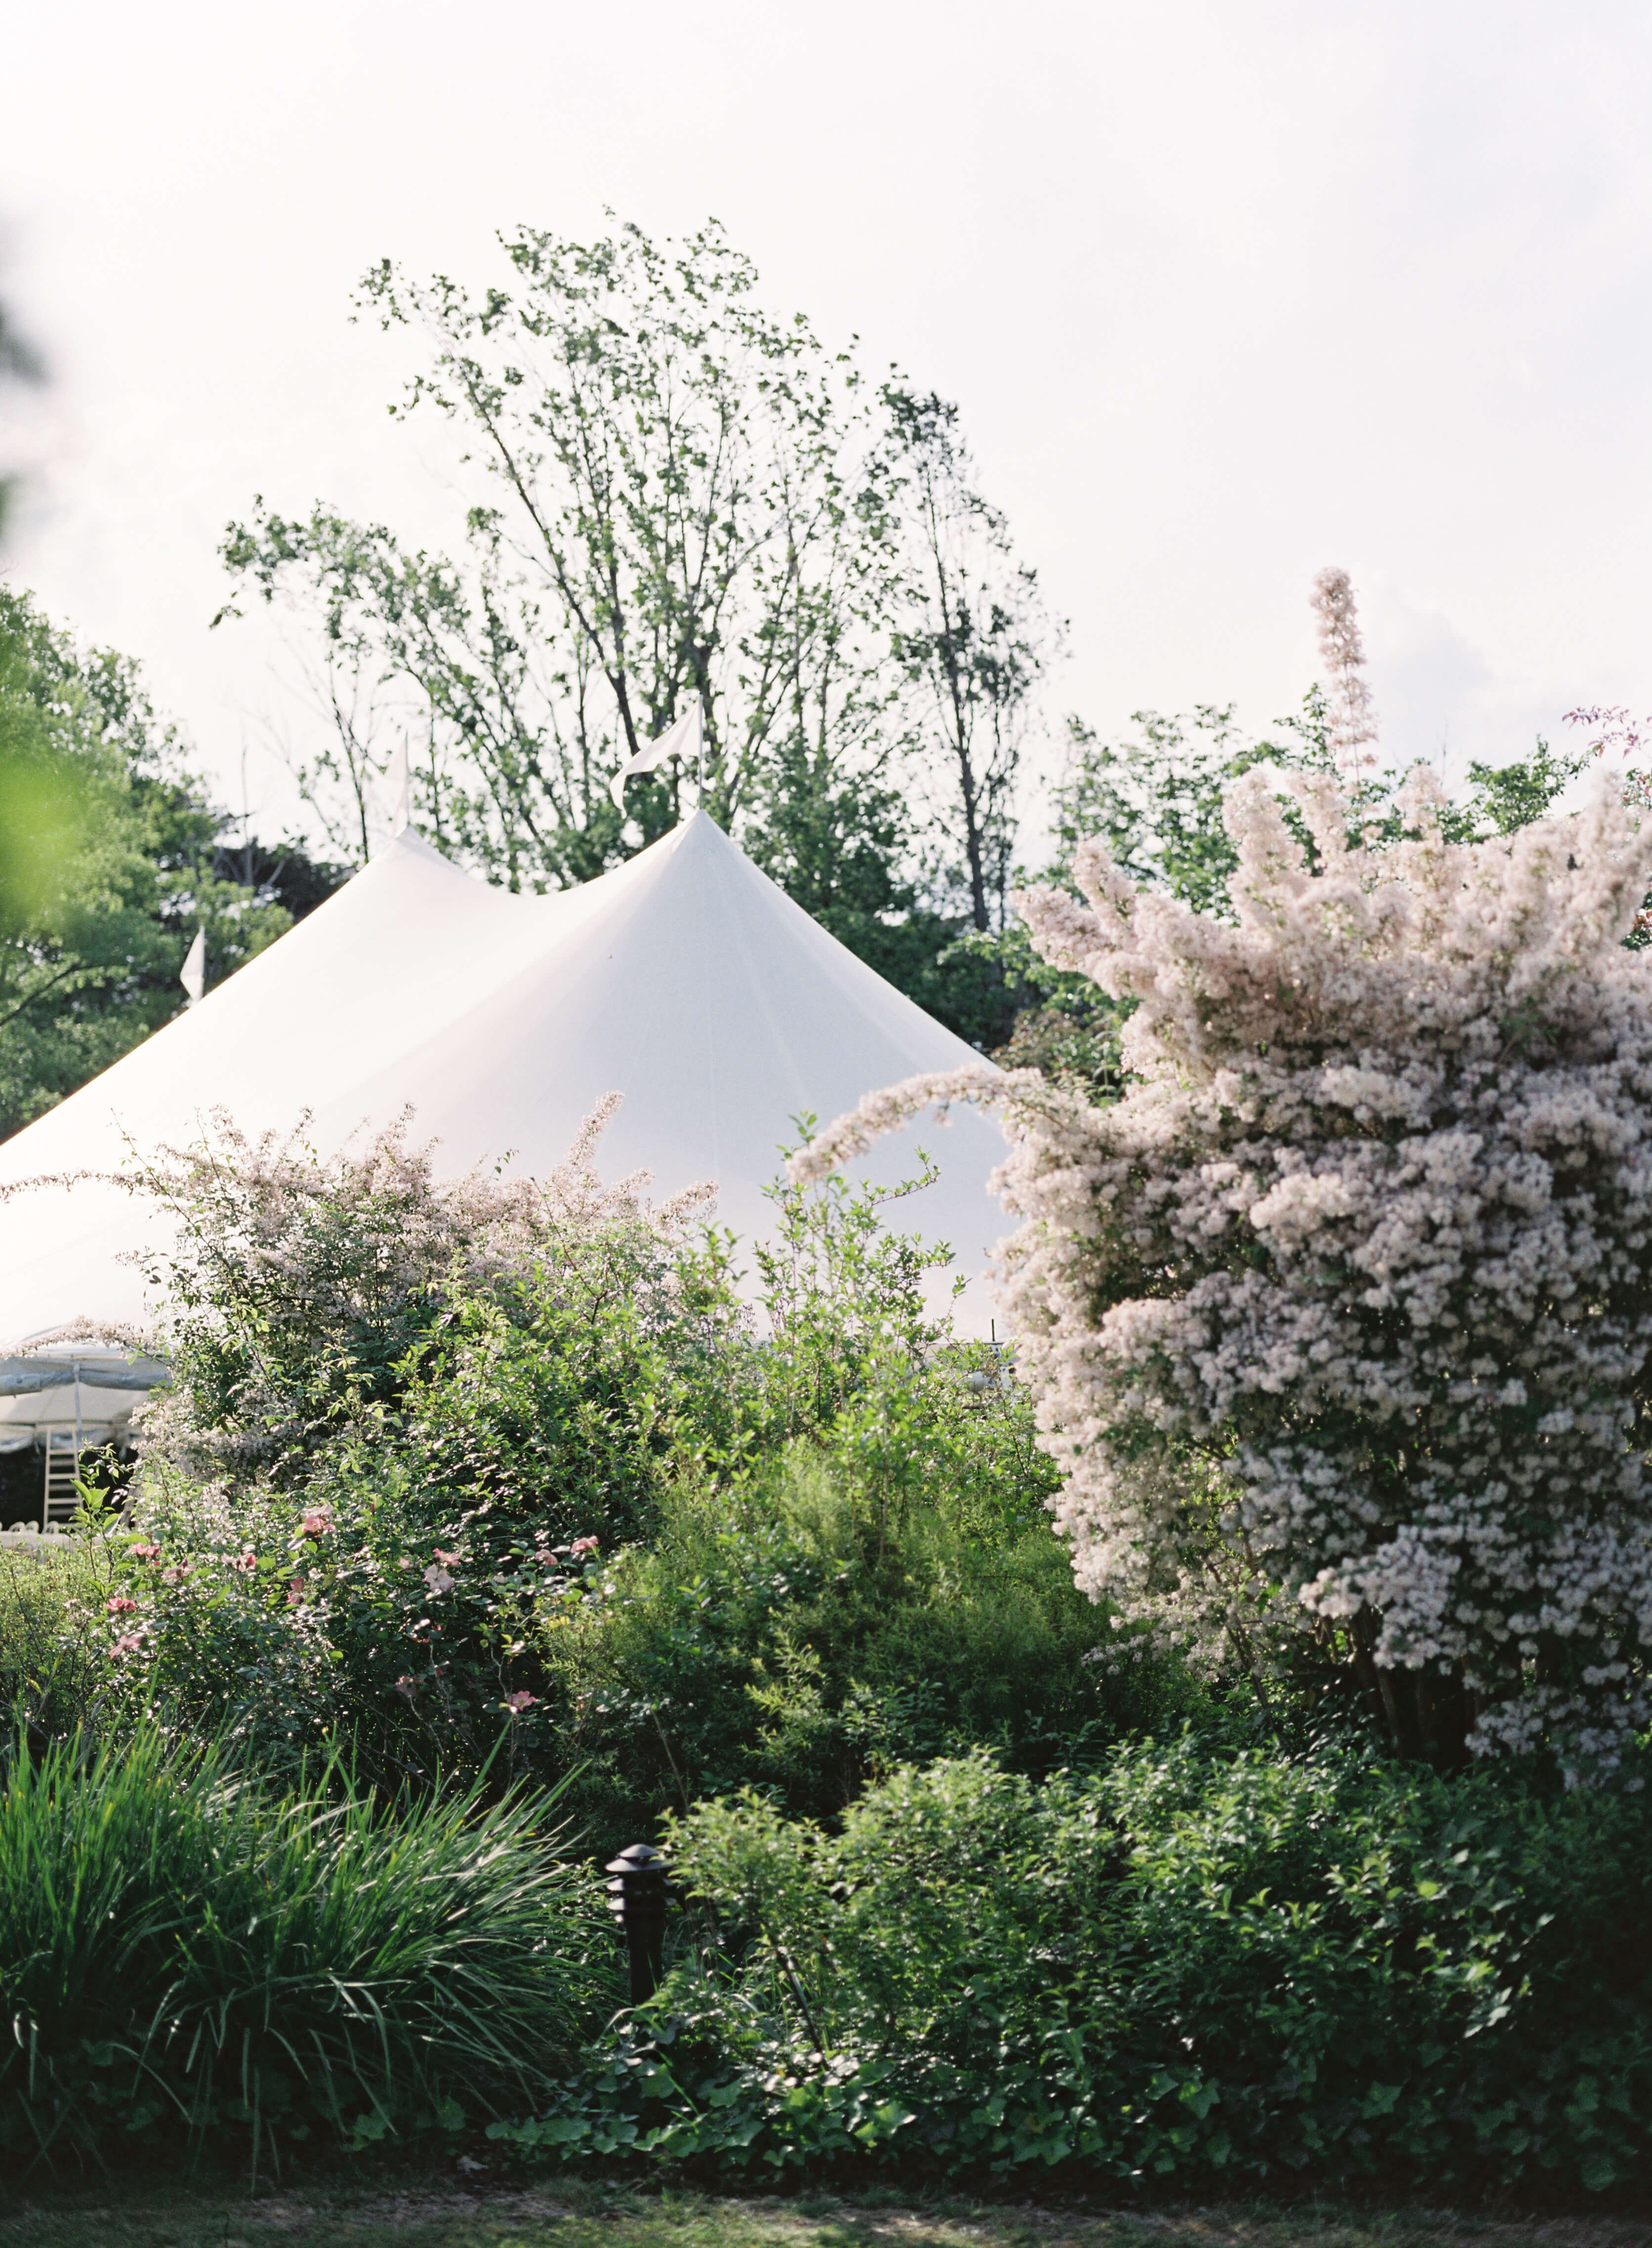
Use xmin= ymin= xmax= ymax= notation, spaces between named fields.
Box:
xmin=215 ymin=220 xmax=1052 ymax=1045
xmin=0 ymin=585 xmax=341 ymax=1139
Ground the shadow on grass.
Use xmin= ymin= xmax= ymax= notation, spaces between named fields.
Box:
xmin=4 ymin=2178 xmax=1652 ymax=2248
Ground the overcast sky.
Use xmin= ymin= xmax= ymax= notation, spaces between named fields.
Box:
xmin=5 ymin=0 xmax=1652 ymax=846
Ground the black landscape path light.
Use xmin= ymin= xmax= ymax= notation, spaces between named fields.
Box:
xmin=606 ymin=1842 xmax=670 ymax=2003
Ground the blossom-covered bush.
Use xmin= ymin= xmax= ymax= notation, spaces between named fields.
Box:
xmin=798 ymin=763 xmax=1652 ymax=1777
xmin=126 ymin=1096 xmax=720 ymax=1493
xmin=92 ymin=1104 xmax=730 ymax=1779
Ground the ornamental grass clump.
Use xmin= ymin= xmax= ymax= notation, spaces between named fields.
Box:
xmin=0 ymin=1718 xmax=613 ymax=2169
xmin=798 ymin=607 xmax=1652 ymax=1776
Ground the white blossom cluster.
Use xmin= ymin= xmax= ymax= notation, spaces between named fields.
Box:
xmin=1311 ymin=566 xmax=1380 ymax=780
xmin=796 ymin=766 xmax=1652 ymax=1777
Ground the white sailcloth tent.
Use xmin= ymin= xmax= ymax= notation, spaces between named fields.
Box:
xmin=0 ymin=812 xmax=1008 ymax=1462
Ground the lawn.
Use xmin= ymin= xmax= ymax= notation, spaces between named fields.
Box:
xmin=1 ymin=2185 xmax=1648 ymax=2248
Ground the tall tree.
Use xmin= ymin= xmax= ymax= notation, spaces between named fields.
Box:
xmin=0 ymin=288 xmax=41 ymax=545
xmin=879 ymin=387 xmax=1052 ymax=933
xmin=0 ymin=588 xmax=296 ymax=1138
xmin=220 ymin=221 xmax=909 ymax=896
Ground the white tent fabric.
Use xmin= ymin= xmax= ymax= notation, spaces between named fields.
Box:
xmin=0 ymin=1346 xmax=173 ymax=1462
xmin=0 ymin=812 xmax=1008 ymax=1447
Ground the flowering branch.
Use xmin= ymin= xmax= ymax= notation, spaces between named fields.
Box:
xmin=1310 ymin=567 xmax=1379 ymax=780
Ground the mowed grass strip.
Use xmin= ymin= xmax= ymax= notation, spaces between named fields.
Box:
xmin=2 ymin=2186 xmax=1650 ymax=2248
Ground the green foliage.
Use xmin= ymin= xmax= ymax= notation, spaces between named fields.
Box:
xmin=536 ymin=1444 xmax=1175 ymax=1850
xmin=214 ymin=830 xmax=351 ymax=921
xmin=988 ymin=994 xmax=1123 ymax=1092
xmin=0 ymin=1543 xmax=115 ymax=1750
xmin=0 ymin=587 xmax=293 ymax=1137
xmin=1451 ymin=735 xmax=1590 ymax=839
xmin=1052 ymin=702 xmax=1303 ymax=918
xmin=0 ymin=1718 xmax=615 ymax=2170
xmin=493 ymin=1735 xmax=1652 ymax=2201
xmin=87 ymin=1124 xmax=1184 ymax=1822
xmin=949 ymin=915 xmax=1125 ymax=1088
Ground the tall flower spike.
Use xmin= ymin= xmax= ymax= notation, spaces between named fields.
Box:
xmin=1311 ymin=567 xmax=1379 ymax=780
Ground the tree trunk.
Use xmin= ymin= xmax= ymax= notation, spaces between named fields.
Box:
xmin=1348 ymin=1608 xmax=1473 ymax=1767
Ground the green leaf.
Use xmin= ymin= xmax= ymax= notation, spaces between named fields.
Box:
xmin=1580 ymin=2151 xmax=1618 ymax=2193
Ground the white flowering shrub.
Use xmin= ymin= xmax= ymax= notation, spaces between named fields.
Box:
xmin=797 ymin=764 xmax=1652 ymax=1777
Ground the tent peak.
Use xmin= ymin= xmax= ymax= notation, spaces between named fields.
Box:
xmin=645 ymin=805 xmax=723 ymax=848
xmin=611 ymin=805 xmax=735 ymax=879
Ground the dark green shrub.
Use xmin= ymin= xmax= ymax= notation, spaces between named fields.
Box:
xmin=495 ymin=1734 xmax=1652 ymax=2201
xmin=540 ymin=1447 xmax=1187 ymax=1847
xmin=93 ymin=1127 xmax=1116 ymax=1802
xmin=0 ymin=1719 xmax=616 ymax=2169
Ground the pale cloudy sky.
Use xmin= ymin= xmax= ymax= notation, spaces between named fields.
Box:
xmin=4 ymin=0 xmax=1651 ymax=843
